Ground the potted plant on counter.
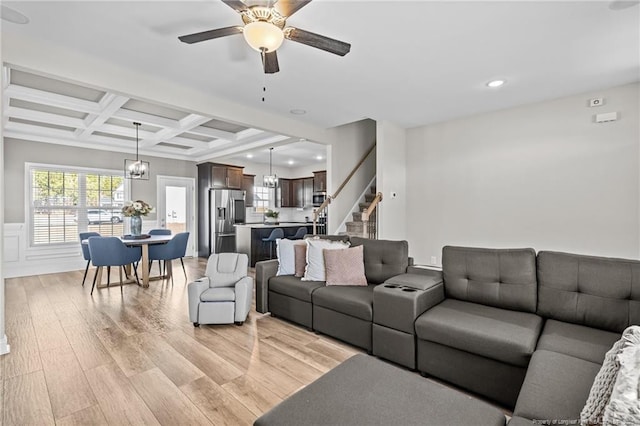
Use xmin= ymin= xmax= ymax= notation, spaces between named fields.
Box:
xmin=264 ymin=209 xmax=280 ymax=224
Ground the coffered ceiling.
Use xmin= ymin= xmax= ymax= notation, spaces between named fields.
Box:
xmin=2 ymin=67 xmax=325 ymax=166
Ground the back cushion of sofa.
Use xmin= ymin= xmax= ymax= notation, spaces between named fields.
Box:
xmin=442 ymin=246 xmax=538 ymax=313
xmin=350 ymin=237 xmax=408 ymax=284
xmin=537 ymin=251 xmax=640 ymax=333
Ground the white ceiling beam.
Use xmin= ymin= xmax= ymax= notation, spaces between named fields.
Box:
xmin=188 ymin=125 xmax=236 ymax=141
xmin=6 ymin=106 xmax=86 ymax=129
xmin=5 ymin=84 xmax=102 ymax=114
xmin=139 ymin=113 xmax=211 ymax=148
xmin=198 ymin=134 xmax=293 ymax=161
xmin=93 ymin=123 xmax=156 ymax=140
xmin=112 ymin=108 xmax=180 ymax=129
xmin=236 ymin=128 xmax=265 ymax=141
xmin=3 ymin=125 xmax=193 ymax=161
xmin=78 ymin=93 xmax=130 ymax=139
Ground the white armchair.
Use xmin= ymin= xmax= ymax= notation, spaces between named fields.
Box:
xmin=187 ymin=253 xmax=253 ymax=326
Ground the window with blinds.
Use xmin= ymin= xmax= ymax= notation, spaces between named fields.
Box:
xmin=29 ymin=164 xmax=128 ymax=246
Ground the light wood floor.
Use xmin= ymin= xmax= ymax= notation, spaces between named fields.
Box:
xmin=2 ymin=258 xmax=360 ymax=425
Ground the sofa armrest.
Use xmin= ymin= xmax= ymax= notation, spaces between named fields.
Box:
xmin=234 ymin=276 xmax=254 ymax=323
xmin=256 ymin=259 xmax=279 ymax=313
xmin=187 ymin=277 xmax=210 ymax=323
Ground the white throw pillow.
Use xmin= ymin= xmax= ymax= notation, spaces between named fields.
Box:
xmin=276 ymin=238 xmax=306 ymax=276
xmin=302 ymin=238 xmax=350 ymax=282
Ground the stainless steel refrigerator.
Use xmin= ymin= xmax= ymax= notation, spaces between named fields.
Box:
xmin=209 ymin=189 xmax=245 ymax=254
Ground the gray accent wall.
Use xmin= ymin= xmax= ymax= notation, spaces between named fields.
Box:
xmin=4 ymin=138 xmax=196 ymax=223
xmin=406 ymin=83 xmax=640 ymax=266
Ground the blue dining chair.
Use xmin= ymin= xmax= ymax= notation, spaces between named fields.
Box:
xmin=148 ymin=232 xmax=190 ymax=284
xmin=290 ymin=227 xmax=308 ymax=240
xmin=87 ymin=237 xmax=142 ymax=295
xmin=262 ymin=228 xmax=284 ymax=259
xmin=148 ymin=229 xmax=172 ymax=275
xmin=79 ymin=231 xmax=100 ymax=287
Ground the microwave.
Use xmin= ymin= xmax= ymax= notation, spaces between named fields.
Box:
xmin=313 ymin=192 xmax=326 ymax=207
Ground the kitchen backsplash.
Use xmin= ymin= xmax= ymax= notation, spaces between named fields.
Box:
xmin=245 ymin=207 xmax=314 ymax=224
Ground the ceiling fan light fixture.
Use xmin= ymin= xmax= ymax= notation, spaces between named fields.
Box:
xmin=243 ymin=21 xmax=284 ymax=52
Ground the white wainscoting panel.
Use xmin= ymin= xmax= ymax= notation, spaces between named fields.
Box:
xmin=2 ymin=220 xmax=157 ymax=278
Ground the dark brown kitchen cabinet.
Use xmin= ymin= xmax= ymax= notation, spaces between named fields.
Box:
xmin=278 ymin=179 xmax=293 ymax=207
xmin=242 ymin=175 xmax=255 ymax=207
xmin=313 ymin=171 xmax=327 ymax=192
xmin=292 ymin=179 xmax=304 ymax=207
xmin=303 ymin=177 xmax=314 ymax=206
xmin=211 ymin=164 xmax=243 ymax=189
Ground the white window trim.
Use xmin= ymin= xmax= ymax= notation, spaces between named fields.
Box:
xmin=25 ymin=162 xmax=131 ymax=249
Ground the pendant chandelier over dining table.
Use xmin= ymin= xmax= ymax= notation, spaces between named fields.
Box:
xmin=124 ymin=122 xmax=150 ymax=180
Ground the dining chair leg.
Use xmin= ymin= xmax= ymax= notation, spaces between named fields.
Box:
xmin=91 ymin=266 xmax=101 ymax=295
xmin=133 ymin=265 xmax=141 ymax=286
xmin=180 ymin=258 xmax=187 ymax=280
xmin=119 ymin=266 xmax=123 ymax=294
xmin=159 ymin=260 xmax=163 ymax=278
xmin=82 ymin=260 xmax=90 ymax=286
xmin=107 ymin=266 xmax=111 ymax=287
xmin=149 ymin=260 xmax=153 ymax=273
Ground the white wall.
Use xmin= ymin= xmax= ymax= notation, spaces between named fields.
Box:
xmin=376 ymin=121 xmax=407 ymax=240
xmin=327 ymin=119 xmax=377 ymax=233
xmin=406 ymin=83 xmax=640 ymax=266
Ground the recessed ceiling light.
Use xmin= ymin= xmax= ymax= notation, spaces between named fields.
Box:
xmin=486 ymin=79 xmax=506 ymax=88
xmin=290 ymin=109 xmax=306 ymax=115
xmin=246 ymin=153 xmax=253 ymax=159
xmin=316 ymin=155 xmax=323 ymax=160
xmin=288 ymin=160 xmax=294 ymax=165
xmin=1 ymin=5 xmax=29 ymax=24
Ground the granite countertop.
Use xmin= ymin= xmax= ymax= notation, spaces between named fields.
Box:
xmin=235 ymin=222 xmax=314 ymax=229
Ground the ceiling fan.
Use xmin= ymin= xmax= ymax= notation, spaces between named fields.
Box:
xmin=178 ymin=0 xmax=351 ymax=74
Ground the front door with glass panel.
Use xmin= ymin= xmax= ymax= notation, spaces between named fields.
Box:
xmin=157 ymin=176 xmax=196 ymax=257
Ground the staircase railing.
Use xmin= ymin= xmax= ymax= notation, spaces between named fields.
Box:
xmin=361 ymin=192 xmax=382 ymax=239
xmin=313 ymin=143 xmax=376 ymax=235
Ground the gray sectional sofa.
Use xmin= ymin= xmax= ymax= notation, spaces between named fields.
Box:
xmin=256 ymin=236 xmax=411 ymax=352
xmin=255 ymin=242 xmax=640 ymax=425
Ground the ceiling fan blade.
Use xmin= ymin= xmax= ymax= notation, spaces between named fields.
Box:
xmin=274 ymin=0 xmax=312 ymax=17
xmin=262 ymin=50 xmax=280 ymax=74
xmin=178 ymin=26 xmax=243 ymax=44
xmin=284 ymin=27 xmax=351 ymax=56
xmin=221 ymin=0 xmax=248 ymax=13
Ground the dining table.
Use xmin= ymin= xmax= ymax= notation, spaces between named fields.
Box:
xmin=82 ymin=234 xmax=173 ymax=288
xmin=120 ymin=234 xmax=173 ymax=287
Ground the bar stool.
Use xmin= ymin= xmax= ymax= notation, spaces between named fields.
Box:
xmin=290 ymin=227 xmax=308 ymax=240
xmin=262 ymin=228 xmax=284 ymax=259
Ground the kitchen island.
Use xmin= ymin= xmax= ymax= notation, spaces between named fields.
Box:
xmin=236 ymin=223 xmax=314 ymax=266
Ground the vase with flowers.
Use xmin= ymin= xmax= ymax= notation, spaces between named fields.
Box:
xmin=264 ymin=209 xmax=279 ymax=224
xmin=121 ymin=200 xmax=153 ymax=236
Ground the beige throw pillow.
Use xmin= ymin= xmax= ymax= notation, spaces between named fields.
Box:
xmin=324 ymin=245 xmax=368 ymax=286
xmin=294 ymin=244 xmax=307 ymax=277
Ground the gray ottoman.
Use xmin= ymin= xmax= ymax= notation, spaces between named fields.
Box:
xmin=254 ymin=354 xmax=506 ymax=426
